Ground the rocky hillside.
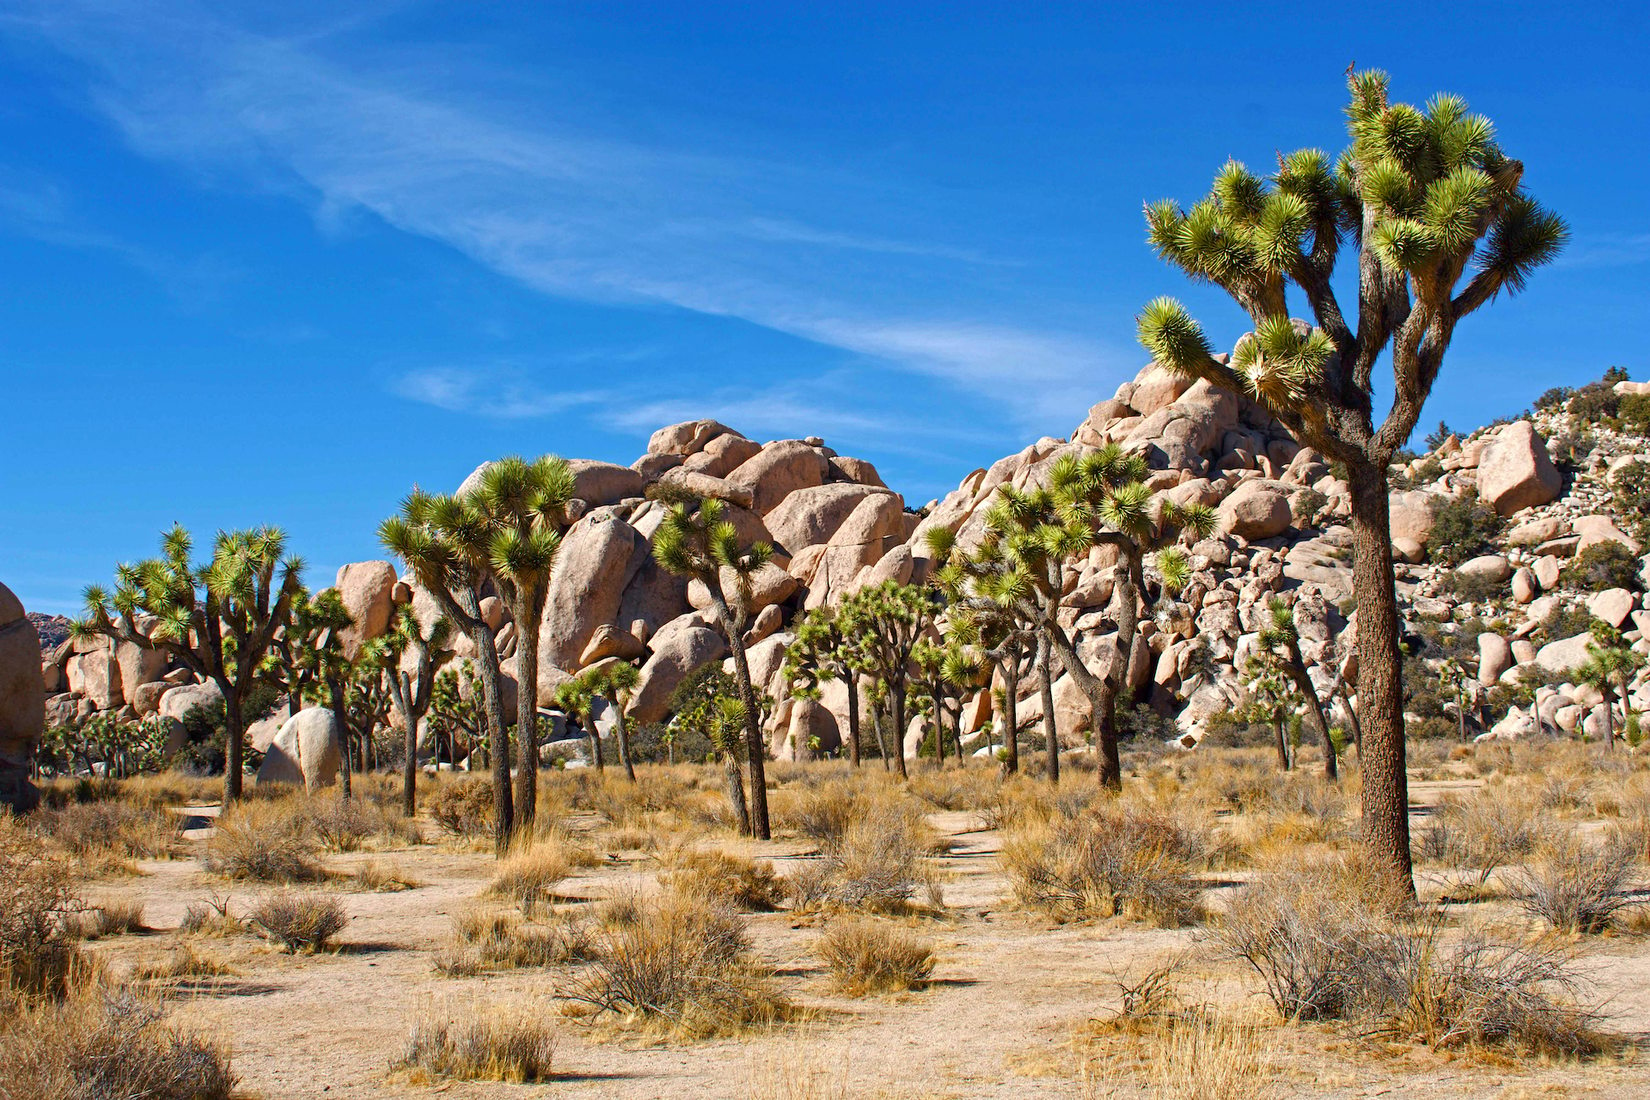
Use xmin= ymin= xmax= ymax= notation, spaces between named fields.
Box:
xmin=32 ymin=365 xmax=1650 ymax=761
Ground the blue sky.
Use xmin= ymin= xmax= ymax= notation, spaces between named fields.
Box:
xmin=1 ymin=2 xmax=1646 ymax=614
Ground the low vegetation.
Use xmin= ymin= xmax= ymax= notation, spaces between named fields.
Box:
xmin=397 ymin=1002 xmax=558 ymax=1083
xmin=816 ymin=918 xmax=936 ymax=995
xmin=248 ymin=892 xmax=349 ymax=953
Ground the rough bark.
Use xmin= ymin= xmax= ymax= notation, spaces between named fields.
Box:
xmin=1036 ymin=636 xmax=1060 ymax=785
xmin=1349 ymin=466 xmax=1414 ymax=896
xmin=846 ymin=677 xmax=861 ymax=767
xmin=708 ymin=588 xmax=771 ymax=839
xmin=514 ymin=610 xmax=541 ymax=827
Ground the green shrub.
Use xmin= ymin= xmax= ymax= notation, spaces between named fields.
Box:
xmin=1567 ymin=379 xmax=1619 ymax=423
xmin=1617 ymin=393 xmax=1650 ymax=435
xmin=1534 ymin=386 xmax=1574 ymax=411
xmin=1559 ymin=542 xmax=1641 ymax=593
xmin=1440 ymin=569 xmax=1503 ymax=604
xmin=1428 ymin=492 xmax=1503 ymax=566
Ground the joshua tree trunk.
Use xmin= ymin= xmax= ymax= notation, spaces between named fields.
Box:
xmin=327 ymin=678 xmax=353 ymax=798
xmin=1273 ymin=715 xmax=1290 ymax=771
xmin=869 ymin=700 xmax=891 ymax=770
xmin=1333 ymin=675 xmax=1361 ymax=755
xmin=1282 ymin=652 xmax=1337 ymax=781
xmin=1036 ymin=636 xmax=1060 ymax=785
xmin=219 ymin=677 xmax=245 ymax=803
xmin=456 ymin=590 xmax=513 ymax=854
xmin=845 ymin=676 xmax=862 ymax=767
xmin=890 ymin=681 xmax=911 ymax=781
xmin=613 ymin=704 xmax=637 ymax=781
xmin=707 ymin=589 xmax=771 ymax=839
xmin=514 ymin=611 xmax=541 ymax=827
xmin=1602 ymin=685 xmax=1617 ymax=749
xmin=1001 ymin=672 xmax=1020 ymax=775
xmin=718 ymin=732 xmax=750 ymax=834
xmin=402 ymin=707 xmax=417 ymax=816
xmin=1348 ymin=466 xmax=1413 ymax=895
xmin=934 ymin=709 xmax=945 ymax=767
xmin=584 ymin=715 xmax=604 ymax=773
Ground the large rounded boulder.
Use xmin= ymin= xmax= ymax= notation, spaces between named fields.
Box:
xmin=0 ymin=582 xmax=44 ymax=811
xmin=257 ymin=707 xmax=342 ymax=790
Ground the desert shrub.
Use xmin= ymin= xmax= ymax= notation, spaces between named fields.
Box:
xmin=248 ymin=892 xmax=348 ymax=953
xmin=0 ymin=989 xmax=237 ymax=1100
xmin=442 ymin=907 xmax=592 ymax=973
xmin=661 ymin=848 xmax=786 ymax=911
xmin=82 ymin=897 xmax=146 ymax=938
xmin=1002 ymin=806 xmax=1203 ymax=926
xmin=0 ymin=820 xmax=84 ymax=998
xmin=304 ymin=796 xmax=418 ymax=852
xmin=204 ymin=801 xmax=323 ymax=882
xmin=1616 ymin=392 xmax=1650 ymax=435
xmin=1560 ymin=542 xmax=1641 ymax=592
xmin=397 ymin=1004 xmax=558 ymax=1083
xmin=784 ymin=780 xmax=859 ymax=850
xmin=131 ymin=942 xmax=237 ymax=983
xmin=30 ymin=799 xmax=179 ymax=864
xmin=789 ymin=802 xmax=942 ymax=914
xmin=1218 ymin=861 xmax=1605 ymax=1053
xmin=1428 ymin=491 xmax=1503 ymax=566
xmin=1439 ymin=568 xmax=1503 ymax=604
xmin=488 ymin=839 xmax=573 ymax=915
xmin=816 ymin=919 xmax=935 ymax=995
xmin=1146 ymin=1012 xmax=1270 ymax=1100
xmin=427 ymin=778 xmax=494 ymax=838
xmin=179 ymin=895 xmax=241 ymax=937
xmin=1416 ymin=791 xmax=1544 ymax=892
xmin=1567 ymin=378 xmax=1620 ymax=422
xmin=1513 ymin=834 xmax=1641 ymax=933
xmin=1611 ymin=461 xmax=1650 ymax=544
xmin=563 ymin=891 xmax=785 ymax=1038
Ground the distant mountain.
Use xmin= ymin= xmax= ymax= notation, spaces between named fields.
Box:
xmin=29 ymin=612 xmax=71 ymax=653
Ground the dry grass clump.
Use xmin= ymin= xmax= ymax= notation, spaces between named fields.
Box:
xmin=662 ymin=847 xmax=786 ymax=911
xmin=248 ymin=892 xmax=348 ymax=953
xmin=0 ymin=819 xmax=85 ymax=998
xmin=396 ymin=1002 xmax=558 ymax=1082
xmin=907 ymin=767 xmax=998 ymax=813
xmin=29 ymin=800 xmax=180 ymax=872
xmin=352 ymin=859 xmax=421 ymax=892
xmin=179 ymin=894 xmax=242 ymax=937
xmin=1417 ymin=788 xmax=1545 ymax=895
xmin=488 ymin=831 xmax=595 ymax=912
xmin=81 ymin=897 xmax=146 ymax=938
xmin=816 ymin=918 xmax=935 ymax=995
xmin=783 ymin=779 xmax=861 ymax=849
xmin=0 ymin=989 xmax=237 ymax=1100
xmin=1145 ymin=1012 xmax=1271 ymax=1100
xmin=304 ymin=795 xmax=420 ymax=852
xmin=204 ymin=800 xmax=324 ymax=883
xmin=131 ymin=942 xmax=238 ymax=983
xmin=563 ymin=890 xmax=787 ymax=1038
xmin=1513 ymin=833 xmax=1642 ymax=933
xmin=439 ymin=906 xmax=593 ymax=973
xmin=427 ymin=777 xmax=494 ymax=838
xmin=789 ymin=801 xmax=942 ymax=914
xmin=1217 ymin=860 xmax=1608 ymax=1055
xmin=1002 ymin=805 xmax=1203 ymax=926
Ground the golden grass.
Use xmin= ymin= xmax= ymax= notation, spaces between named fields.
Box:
xmin=816 ymin=918 xmax=936 ymax=995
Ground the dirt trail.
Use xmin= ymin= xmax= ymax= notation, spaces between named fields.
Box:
xmin=84 ymin=800 xmax=1650 ymax=1100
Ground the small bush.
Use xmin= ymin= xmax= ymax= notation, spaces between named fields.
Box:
xmin=248 ymin=892 xmax=348 ymax=953
xmin=29 ymin=801 xmax=178 ymax=870
xmin=1146 ymin=1012 xmax=1270 ymax=1100
xmin=816 ymin=919 xmax=935 ymax=995
xmin=131 ymin=943 xmax=237 ymax=983
xmin=204 ymin=802 xmax=323 ymax=883
xmin=83 ymin=898 xmax=147 ymax=938
xmin=0 ymin=819 xmax=84 ymax=998
xmin=662 ymin=848 xmax=786 ymax=911
xmin=305 ymin=796 xmax=419 ymax=852
xmin=1567 ymin=378 xmax=1620 ymax=423
xmin=1428 ymin=492 xmax=1503 ymax=566
xmin=1002 ymin=806 xmax=1203 ymax=926
xmin=562 ymin=891 xmax=785 ymax=1038
xmin=785 ymin=781 xmax=859 ymax=850
xmin=0 ymin=989 xmax=237 ymax=1099
xmin=789 ymin=802 xmax=942 ymax=914
xmin=1560 ymin=542 xmax=1642 ymax=593
xmin=1417 ymin=791 xmax=1544 ymax=893
xmin=446 ymin=907 xmax=592 ymax=971
xmin=397 ymin=1004 xmax=558 ymax=1083
xmin=488 ymin=840 xmax=573 ymax=914
xmin=179 ymin=895 xmax=241 ymax=937
xmin=427 ymin=778 xmax=494 ymax=838
xmin=1514 ymin=835 xmax=1641 ymax=933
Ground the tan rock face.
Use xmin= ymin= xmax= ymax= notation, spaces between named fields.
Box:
xmin=1388 ymin=490 xmax=1438 ymax=545
xmin=538 ymin=511 xmax=640 ymax=670
xmin=648 ymin=419 xmax=734 ymax=457
xmin=725 ymin=441 xmax=830 ymax=515
xmin=764 ymin=484 xmax=897 ymax=554
xmin=683 ymin=433 xmax=761 ymax=479
xmin=0 ymin=581 xmax=44 ymax=810
xmin=658 ymin=467 xmax=756 ymax=510
xmin=1575 ymin=514 xmax=1640 ymax=555
xmin=257 ymin=707 xmax=341 ymax=790
xmin=67 ymin=649 xmax=123 ymax=710
xmin=1218 ymin=481 xmax=1292 ymax=539
xmin=568 ymin=459 xmax=645 ymax=506
xmin=1477 ymin=421 xmax=1561 ymax=516
xmin=628 ymin=618 xmax=729 ymax=724
xmin=335 ymin=560 xmax=398 ymax=659
xmin=579 ymin=624 xmax=647 ymax=666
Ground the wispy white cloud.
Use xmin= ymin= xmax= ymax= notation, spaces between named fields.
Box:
xmin=390 ymin=366 xmax=605 ymax=420
xmin=1 ymin=0 xmax=1130 ymax=429
xmin=1554 ymin=232 xmax=1650 ymax=270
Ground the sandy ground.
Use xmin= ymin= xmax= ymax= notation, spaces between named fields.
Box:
xmin=79 ymin=785 xmax=1650 ymax=1100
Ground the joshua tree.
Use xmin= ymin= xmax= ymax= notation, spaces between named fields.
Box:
xmin=912 ymin=636 xmax=985 ymax=766
xmin=839 ymin=581 xmax=939 ymax=780
xmin=1256 ymin=599 xmax=1338 ymax=779
xmin=77 ymin=525 xmax=304 ymax=804
xmin=588 ymin=662 xmax=642 ymax=781
xmin=1573 ymin=622 xmax=1644 ymax=750
xmin=929 ymin=528 xmax=1039 ymax=774
xmin=955 ymin=448 xmax=1213 ymax=790
xmin=670 ymin=666 xmax=755 ymax=831
xmin=1436 ymin=656 xmax=1476 ymax=742
xmin=652 ymin=492 xmax=776 ymax=838
xmin=783 ymin=607 xmax=867 ymax=766
xmin=380 ymin=492 xmax=516 ymax=854
xmin=427 ymin=663 xmax=483 ymax=769
xmin=1242 ymin=658 xmax=1300 ymax=771
xmin=1138 ymin=69 xmax=1566 ymax=892
xmin=553 ymin=673 xmax=603 ymax=772
xmin=465 ymin=456 xmax=576 ymax=828
xmin=379 ymin=603 xmax=453 ymax=815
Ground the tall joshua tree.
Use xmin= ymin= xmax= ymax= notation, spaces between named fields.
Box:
xmin=381 ymin=492 xmax=515 ymax=854
xmin=1573 ymin=622 xmax=1644 ymax=750
xmin=589 ymin=662 xmax=642 ymax=781
xmin=782 ymin=607 xmax=865 ymax=766
xmin=838 ymin=580 xmax=939 ymax=780
xmin=77 ymin=525 xmax=303 ymax=804
xmin=380 ymin=603 xmax=453 ymax=815
xmin=959 ymin=448 xmax=1212 ymax=791
xmin=912 ymin=636 xmax=984 ymax=766
xmin=1137 ymin=70 xmax=1566 ymax=891
xmin=929 ymin=528 xmax=1038 ymax=774
xmin=1256 ymin=599 xmax=1337 ymax=779
xmin=553 ymin=673 xmax=603 ymax=772
xmin=467 ymin=456 xmax=576 ymax=827
xmin=652 ymin=492 xmax=777 ymax=839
